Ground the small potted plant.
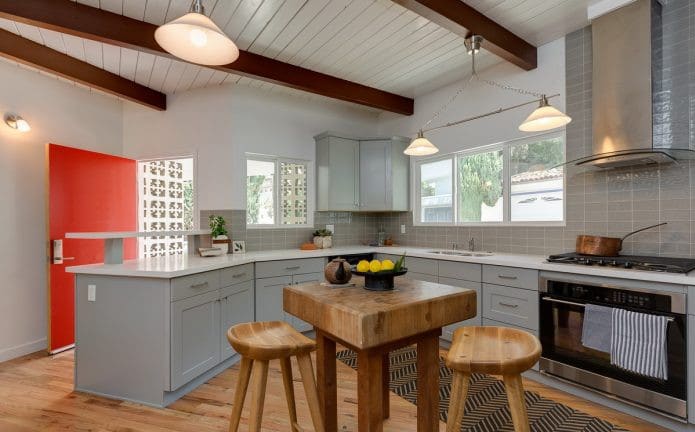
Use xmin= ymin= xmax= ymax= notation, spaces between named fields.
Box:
xmin=312 ymin=228 xmax=333 ymax=249
xmin=209 ymin=215 xmax=230 ymax=254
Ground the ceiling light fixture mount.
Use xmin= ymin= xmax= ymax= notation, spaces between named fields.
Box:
xmin=4 ymin=114 xmax=30 ymax=132
xmin=155 ymin=0 xmax=239 ymax=66
xmin=405 ymin=35 xmax=571 ymax=157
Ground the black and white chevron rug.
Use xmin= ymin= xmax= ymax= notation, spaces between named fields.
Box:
xmin=336 ymin=346 xmax=629 ymax=432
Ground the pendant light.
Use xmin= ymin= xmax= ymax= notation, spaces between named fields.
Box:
xmin=155 ymin=0 xmax=239 ymax=66
xmin=404 ymin=130 xmax=439 ymax=156
xmin=519 ymin=95 xmax=572 ymax=132
xmin=404 ymin=35 xmax=571 ymax=156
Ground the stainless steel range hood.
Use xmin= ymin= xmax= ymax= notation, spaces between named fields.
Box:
xmin=569 ymin=0 xmax=695 ymax=169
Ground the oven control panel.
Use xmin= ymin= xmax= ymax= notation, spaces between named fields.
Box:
xmin=546 ymin=280 xmax=672 ymax=313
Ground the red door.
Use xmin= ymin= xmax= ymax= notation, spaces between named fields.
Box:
xmin=48 ymin=144 xmax=137 ymax=353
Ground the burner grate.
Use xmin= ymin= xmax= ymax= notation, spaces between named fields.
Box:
xmin=546 ymin=253 xmax=695 ymax=273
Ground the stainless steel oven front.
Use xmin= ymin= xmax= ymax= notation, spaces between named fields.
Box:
xmin=538 ymin=273 xmax=687 ymax=420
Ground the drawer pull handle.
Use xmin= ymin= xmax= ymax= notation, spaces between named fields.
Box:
xmin=285 ymin=266 xmax=301 ymax=270
xmin=497 ymin=275 xmax=518 ymax=280
xmin=190 ymin=282 xmax=209 ymax=289
xmin=232 ymin=272 xmax=246 ymax=278
xmin=499 ymin=302 xmax=519 ymax=308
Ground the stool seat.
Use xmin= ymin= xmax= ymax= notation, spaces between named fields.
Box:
xmin=227 ymin=321 xmax=316 ymax=361
xmin=447 ymin=326 xmax=541 ymax=375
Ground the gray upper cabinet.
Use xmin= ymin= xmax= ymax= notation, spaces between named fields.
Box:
xmin=316 ymin=134 xmax=360 ymax=211
xmin=316 ymin=132 xmax=409 ymax=212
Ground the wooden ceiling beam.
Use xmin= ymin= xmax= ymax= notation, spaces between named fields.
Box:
xmin=391 ymin=0 xmax=537 ymax=71
xmin=0 ymin=0 xmax=414 ymax=115
xmin=0 ymin=29 xmax=166 ymax=110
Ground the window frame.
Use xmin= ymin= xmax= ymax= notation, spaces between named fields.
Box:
xmin=412 ymin=131 xmax=566 ymax=227
xmin=245 ymin=153 xmax=314 ymax=229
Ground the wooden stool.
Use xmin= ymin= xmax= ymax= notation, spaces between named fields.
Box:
xmin=445 ymin=326 xmax=541 ymax=432
xmin=226 ymin=321 xmax=325 ymax=432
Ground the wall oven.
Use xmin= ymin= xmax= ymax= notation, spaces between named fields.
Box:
xmin=539 ymin=273 xmax=687 ymax=419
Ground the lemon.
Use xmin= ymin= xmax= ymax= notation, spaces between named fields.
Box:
xmin=369 ymin=259 xmax=382 ymax=273
xmin=381 ymin=259 xmax=395 ymax=271
xmin=356 ymin=260 xmax=370 ymax=272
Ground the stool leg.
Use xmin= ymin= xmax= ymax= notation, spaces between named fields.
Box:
xmin=229 ymin=357 xmax=253 ymax=432
xmin=503 ymin=374 xmax=530 ymax=432
xmin=297 ymin=354 xmax=325 ymax=432
xmin=446 ymin=372 xmax=470 ymax=432
xmin=280 ymin=357 xmax=299 ymax=431
xmin=248 ymin=360 xmax=270 ymax=432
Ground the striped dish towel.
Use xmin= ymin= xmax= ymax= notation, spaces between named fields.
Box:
xmin=610 ymin=308 xmax=669 ymax=380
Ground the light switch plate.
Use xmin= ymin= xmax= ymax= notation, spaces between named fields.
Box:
xmin=401 ymin=224 xmax=406 ymax=234
xmin=87 ymin=284 xmax=96 ymax=302
xmin=326 ymin=224 xmax=335 ymax=233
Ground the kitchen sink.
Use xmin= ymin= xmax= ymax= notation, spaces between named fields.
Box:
xmin=427 ymin=250 xmax=493 ymax=257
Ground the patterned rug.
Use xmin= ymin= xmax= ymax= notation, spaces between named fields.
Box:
xmin=336 ymin=346 xmax=630 ymax=432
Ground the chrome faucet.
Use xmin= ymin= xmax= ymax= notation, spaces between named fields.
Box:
xmin=468 ymin=238 xmax=475 ymax=252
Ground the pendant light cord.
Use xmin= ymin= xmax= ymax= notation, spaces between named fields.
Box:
xmin=417 ymin=46 xmax=546 ymax=134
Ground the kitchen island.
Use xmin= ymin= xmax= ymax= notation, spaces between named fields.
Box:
xmin=67 ymin=246 xmax=695 ymax=432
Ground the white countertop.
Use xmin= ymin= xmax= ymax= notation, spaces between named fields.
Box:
xmin=65 ymin=229 xmax=211 ymax=239
xmin=66 ymin=246 xmax=695 ymax=285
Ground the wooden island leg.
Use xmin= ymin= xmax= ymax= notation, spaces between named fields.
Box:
xmin=417 ymin=334 xmax=440 ymax=432
xmin=382 ymin=352 xmax=390 ymax=419
xmin=316 ymin=330 xmax=337 ymax=432
xmin=357 ymin=349 xmax=384 ymax=432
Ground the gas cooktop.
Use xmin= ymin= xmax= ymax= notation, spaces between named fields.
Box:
xmin=547 ymin=252 xmax=695 ymax=273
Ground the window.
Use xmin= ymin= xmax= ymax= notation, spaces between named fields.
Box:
xmin=246 ymin=155 xmax=311 ymax=227
xmin=138 ymin=157 xmax=195 ymax=258
xmin=414 ymin=133 xmax=564 ymax=225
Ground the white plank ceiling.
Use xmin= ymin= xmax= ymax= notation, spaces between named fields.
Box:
xmin=0 ymin=0 xmax=595 ymax=110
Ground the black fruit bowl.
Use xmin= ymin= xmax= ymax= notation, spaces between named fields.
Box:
xmin=351 ymin=268 xmax=408 ymax=291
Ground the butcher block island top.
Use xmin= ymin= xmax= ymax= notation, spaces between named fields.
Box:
xmin=284 ymin=276 xmax=476 ymax=349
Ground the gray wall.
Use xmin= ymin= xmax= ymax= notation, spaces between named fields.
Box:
xmin=203 ymin=0 xmax=695 ymax=257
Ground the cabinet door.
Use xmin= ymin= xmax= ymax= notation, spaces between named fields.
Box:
xmin=438 ymin=277 xmax=482 ymax=341
xmin=171 ymin=290 xmax=221 ymax=390
xmin=359 ymin=140 xmax=390 ymax=210
xmin=317 ymin=136 xmax=359 ymax=211
xmin=220 ymin=281 xmax=254 ymax=360
xmin=287 ymin=272 xmax=324 ymax=332
xmin=255 ymin=276 xmax=292 ymax=324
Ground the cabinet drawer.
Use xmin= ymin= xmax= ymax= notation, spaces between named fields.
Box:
xmin=483 ymin=283 xmax=538 ymax=330
xmin=171 ymin=270 xmax=220 ymax=302
xmin=256 ymin=258 xmax=325 ymax=278
xmin=405 ymin=257 xmax=438 ymax=276
xmin=220 ymin=264 xmax=254 ymax=286
xmin=483 ymin=265 xmax=538 ymax=290
xmin=438 ymin=261 xmax=481 ymax=282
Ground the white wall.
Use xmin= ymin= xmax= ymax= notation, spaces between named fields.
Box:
xmin=122 ymin=85 xmax=380 ymax=211
xmin=0 ymin=61 xmax=123 ymax=362
xmin=378 ymin=38 xmax=566 ymax=153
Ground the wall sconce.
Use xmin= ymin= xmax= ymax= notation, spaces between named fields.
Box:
xmin=5 ymin=114 xmax=31 ymax=132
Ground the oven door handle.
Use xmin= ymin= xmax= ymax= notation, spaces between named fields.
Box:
xmin=541 ymin=297 xmax=675 ymax=322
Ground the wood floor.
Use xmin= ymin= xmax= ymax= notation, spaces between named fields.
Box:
xmin=0 ymin=348 xmax=669 ymax=432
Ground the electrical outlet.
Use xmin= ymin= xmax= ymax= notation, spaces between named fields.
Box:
xmin=326 ymin=224 xmax=335 ymax=233
xmin=401 ymin=224 xmax=406 ymax=234
xmin=88 ymin=284 xmax=96 ymax=302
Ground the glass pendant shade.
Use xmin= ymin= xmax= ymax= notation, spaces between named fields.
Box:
xmin=519 ymin=95 xmax=572 ymax=132
xmin=155 ymin=12 xmax=239 ymax=66
xmin=404 ymin=131 xmax=439 ymax=156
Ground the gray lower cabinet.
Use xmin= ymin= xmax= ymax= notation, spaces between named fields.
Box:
xmin=689 ymin=315 xmax=695 ymax=423
xmin=439 ymin=276 xmax=482 ymax=341
xmin=482 ymin=283 xmax=538 ymax=331
xmin=171 ymin=290 xmax=221 ymax=390
xmin=256 ymin=275 xmax=292 ymax=323
xmin=220 ymin=280 xmax=254 ymax=361
xmin=255 ymin=258 xmax=326 ymax=333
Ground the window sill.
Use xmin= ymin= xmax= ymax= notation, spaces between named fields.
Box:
xmin=246 ymin=225 xmax=314 ymax=230
xmin=412 ymin=221 xmax=566 ymax=228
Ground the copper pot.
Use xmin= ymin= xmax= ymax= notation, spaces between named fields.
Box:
xmin=576 ymin=223 xmax=666 ymax=256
